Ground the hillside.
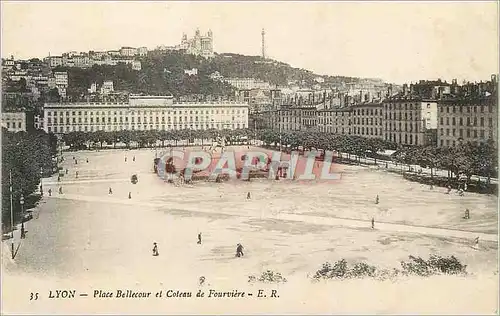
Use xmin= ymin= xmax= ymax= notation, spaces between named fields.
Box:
xmin=53 ymin=51 xmax=373 ymax=101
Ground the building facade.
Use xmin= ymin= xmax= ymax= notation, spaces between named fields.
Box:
xmin=43 ymin=96 xmax=248 ymax=134
xmin=437 ymin=96 xmax=498 ymax=147
xmin=351 ymin=103 xmax=384 ymax=139
xmin=1 ymin=111 xmax=31 ymax=132
xmin=382 ymin=98 xmax=438 ymax=146
xmin=317 ymin=108 xmax=352 ymax=134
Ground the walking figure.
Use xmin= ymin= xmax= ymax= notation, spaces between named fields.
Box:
xmin=128 ymin=192 xmax=132 ymax=199
xmin=152 ymin=242 xmax=159 ymax=256
xmin=66 ymin=169 xmax=68 ymax=174
xmin=57 ymin=175 xmax=61 ymax=182
xmin=375 ymin=195 xmax=379 ymax=204
xmin=75 ymin=159 xmax=78 ymax=165
xmin=133 ymin=156 xmax=136 ymax=162
xmin=59 ymin=187 xmax=63 ymax=194
xmin=109 ymin=187 xmax=113 ymax=195
xmin=76 ymin=171 xmax=79 ymax=178
xmin=236 ymin=243 xmax=244 ymax=257
xmin=86 ymin=158 xmax=89 ymax=163
xmin=247 ymin=192 xmax=251 ymax=200
xmin=464 ymin=209 xmax=470 ymax=220
xmin=125 ymin=157 xmax=127 ymax=162
xmin=371 ymin=217 xmax=375 ymax=229
xmin=48 ymin=188 xmax=52 ymax=196
xmin=21 ymin=225 xmax=26 ymax=239
xmin=197 ymin=233 xmax=202 ymax=244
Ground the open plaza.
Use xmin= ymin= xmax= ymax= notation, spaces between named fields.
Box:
xmin=1 ymin=146 xmax=498 ymax=314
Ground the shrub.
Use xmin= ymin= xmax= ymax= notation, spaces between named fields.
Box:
xmin=313 ymin=255 xmax=467 ymax=281
xmin=249 ymin=270 xmax=287 ymax=284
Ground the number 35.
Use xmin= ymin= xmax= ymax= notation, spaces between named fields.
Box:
xmin=30 ymin=292 xmax=39 ymax=301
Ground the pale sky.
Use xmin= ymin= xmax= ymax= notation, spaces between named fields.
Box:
xmin=1 ymin=1 xmax=498 ymax=84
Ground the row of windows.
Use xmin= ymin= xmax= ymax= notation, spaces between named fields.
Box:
xmin=440 ymin=105 xmax=493 ymax=114
xmin=439 ymin=128 xmax=492 ymax=139
xmin=5 ymin=122 xmax=22 ymax=128
xmin=384 ymin=122 xmax=420 ymax=133
xmin=48 ymin=116 xmax=246 ymax=124
xmin=385 ymin=103 xmax=431 ymax=111
xmin=352 ymin=118 xmax=382 ymax=126
xmin=439 ymin=116 xmax=493 ymax=127
xmin=385 ymin=133 xmax=419 ymax=145
xmin=47 ymin=123 xmax=247 ymax=133
xmin=354 ymin=127 xmax=383 ymax=136
xmin=47 ymin=109 xmax=247 ymax=116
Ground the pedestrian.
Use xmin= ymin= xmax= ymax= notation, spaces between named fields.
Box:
xmin=76 ymin=171 xmax=79 ymax=178
xmin=86 ymin=158 xmax=89 ymax=163
xmin=375 ymin=195 xmax=379 ymax=204
xmin=371 ymin=217 xmax=375 ymax=229
xmin=198 ymin=233 xmax=202 ymax=244
xmin=464 ymin=209 xmax=470 ymax=219
xmin=48 ymin=188 xmax=52 ymax=196
xmin=57 ymin=175 xmax=61 ymax=182
xmin=125 ymin=157 xmax=127 ymax=162
xmin=65 ymin=169 xmax=68 ymax=174
xmin=474 ymin=237 xmax=479 ymax=248
xmin=133 ymin=156 xmax=136 ymax=162
xmin=21 ymin=225 xmax=26 ymax=239
xmin=247 ymin=192 xmax=251 ymax=200
xmin=152 ymin=242 xmax=159 ymax=256
xmin=128 ymin=192 xmax=131 ymax=199
xmin=109 ymin=187 xmax=113 ymax=195
xmin=75 ymin=159 xmax=78 ymax=165
xmin=59 ymin=187 xmax=63 ymax=194
xmin=236 ymin=243 xmax=244 ymax=257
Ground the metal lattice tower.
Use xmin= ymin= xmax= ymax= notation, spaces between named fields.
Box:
xmin=261 ymin=28 xmax=265 ymax=59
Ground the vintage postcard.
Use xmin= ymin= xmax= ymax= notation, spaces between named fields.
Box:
xmin=1 ymin=1 xmax=498 ymax=314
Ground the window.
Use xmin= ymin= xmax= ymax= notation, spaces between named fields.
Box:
xmin=480 ymin=117 xmax=484 ymax=127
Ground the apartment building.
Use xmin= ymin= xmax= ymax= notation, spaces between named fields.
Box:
xmin=382 ymin=97 xmax=438 ymax=146
xmin=1 ymin=110 xmax=33 ymax=132
xmin=437 ymin=96 xmax=497 ymax=147
xmin=316 ymin=108 xmax=352 ymax=135
xmin=43 ymin=96 xmax=249 ymax=134
xmin=351 ymin=103 xmax=384 ymax=139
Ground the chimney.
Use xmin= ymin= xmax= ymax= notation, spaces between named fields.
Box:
xmin=403 ymin=83 xmax=408 ymax=96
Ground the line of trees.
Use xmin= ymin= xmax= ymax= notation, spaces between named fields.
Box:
xmin=2 ymin=128 xmax=58 ymax=233
xmin=257 ymin=129 xmax=498 ymax=182
xmin=61 ymin=127 xmax=497 ymax=183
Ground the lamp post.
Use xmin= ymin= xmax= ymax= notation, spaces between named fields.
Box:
xmin=20 ymin=194 xmax=25 ymax=239
xmin=9 ymin=171 xmax=14 ymax=258
xmin=40 ymin=167 xmax=43 ymax=196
